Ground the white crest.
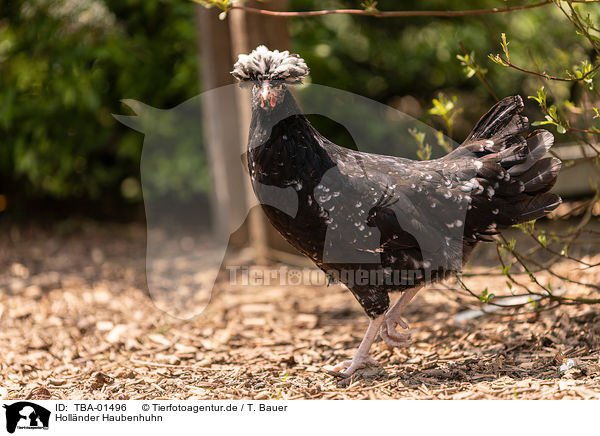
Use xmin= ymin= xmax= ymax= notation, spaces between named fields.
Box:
xmin=231 ymin=45 xmax=309 ymax=83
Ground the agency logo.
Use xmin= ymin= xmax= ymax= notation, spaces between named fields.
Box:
xmin=2 ymin=402 xmax=50 ymax=434
xmin=114 ymin=83 xmax=468 ymax=320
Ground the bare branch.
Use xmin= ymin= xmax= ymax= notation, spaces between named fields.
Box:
xmin=495 ymin=54 xmax=600 ymax=83
xmin=225 ymin=0 xmax=600 ymax=18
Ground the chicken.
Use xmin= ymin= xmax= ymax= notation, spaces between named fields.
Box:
xmin=232 ymin=46 xmax=561 ymax=377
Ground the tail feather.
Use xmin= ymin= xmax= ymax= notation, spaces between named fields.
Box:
xmin=465 ymin=95 xmax=527 ymax=141
xmin=460 ymin=95 xmax=562 ymax=237
xmin=508 ymin=130 xmax=554 ymax=175
xmin=497 ymin=143 xmax=528 ymax=167
xmin=520 ymin=157 xmax=561 ymax=193
xmin=515 ymin=192 xmax=562 ymax=222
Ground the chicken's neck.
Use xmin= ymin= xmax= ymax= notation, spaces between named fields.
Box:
xmin=247 ymin=89 xmax=334 ymax=187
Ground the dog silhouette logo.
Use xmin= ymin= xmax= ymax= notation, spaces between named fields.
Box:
xmin=2 ymin=402 xmax=50 ymax=433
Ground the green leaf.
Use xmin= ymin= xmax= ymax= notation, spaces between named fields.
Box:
xmin=478 ymin=288 xmax=495 ymax=303
xmin=416 ymin=144 xmax=431 ymax=161
xmin=538 ymin=234 xmax=547 ymax=247
xmin=500 ymin=33 xmax=510 ymax=62
xmin=527 ymin=87 xmax=546 ymax=109
xmin=531 ymin=120 xmax=554 ymax=126
xmin=488 ymin=53 xmax=508 ymax=66
xmin=361 ymin=0 xmax=379 ymax=12
xmin=457 ymin=51 xmax=486 ymax=80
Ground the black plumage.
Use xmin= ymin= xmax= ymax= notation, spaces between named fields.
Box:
xmin=232 ymin=46 xmax=562 ymax=375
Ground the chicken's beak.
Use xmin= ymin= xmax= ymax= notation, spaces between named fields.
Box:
xmin=259 ymin=82 xmax=278 ymax=109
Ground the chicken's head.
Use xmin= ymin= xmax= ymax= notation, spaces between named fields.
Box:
xmin=231 ymin=45 xmax=309 ymax=111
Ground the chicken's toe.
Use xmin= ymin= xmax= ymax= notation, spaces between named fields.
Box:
xmin=332 ymin=356 xmax=380 ymax=376
xmin=380 ymin=315 xmax=411 ymax=348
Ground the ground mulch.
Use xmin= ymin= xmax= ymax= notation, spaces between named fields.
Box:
xmin=1 ymin=220 xmax=599 ymax=400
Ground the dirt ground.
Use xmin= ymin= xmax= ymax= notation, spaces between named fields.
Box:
xmin=1 ymin=219 xmax=599 ymax=400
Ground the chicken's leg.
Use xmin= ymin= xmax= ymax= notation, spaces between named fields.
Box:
xmin=380 ymin=287 xmax=421 ymax=347
xmin=333 ymin=314 xmax=385 ymax=376
xmin=333 ymin=287 xmax=421 ymax=377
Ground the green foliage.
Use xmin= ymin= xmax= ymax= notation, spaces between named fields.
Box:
xmin=528 ymin=86 xmax=548 ymax=110
xmin=287 ymin=0 xmax=600 ymax=176
xmin=538 ymin=233 xmax=547 ymax=248
xmin=457 ymin=51 xmax=487 ymax=79
xmin=0 ymin=0 xmax=198 ymax=202
xmin=192 ymin=0 xmax=233 ymax=10
xmin=192 ymin=0 xmax=232 ymax=19
xmin=528 ymin=87 xmax=568 ymax=134
xmin=408 ymin=128 xmax=431 ymax=161
xmin=5 ymin=0 xmax=600 ymax=216
xmin=360 ymin=0 xmax=379 ymax=13
xmin=500 ymin=32 xmax=510 ymax=63
xmin=291 ymin=1 xmax=589 ymax=103
xmin=570 ymin=60 xmax=595 ymax=90
xmin=479 ymin=287 xmax=495 ymax=303
xmin=429 ymin=93 xmax=461 ymax=141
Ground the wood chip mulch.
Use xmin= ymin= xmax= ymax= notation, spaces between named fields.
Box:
xmin=1 ymin=221 xmax=599 ymax=400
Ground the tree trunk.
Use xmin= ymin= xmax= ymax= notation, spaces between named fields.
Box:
xmin=197 ymin=1 xmax=292 ymax=261
xmin=228 ymin=0 xmax=291 ymax=264
xmin=196 ymin=6 xmax=248 ymax=245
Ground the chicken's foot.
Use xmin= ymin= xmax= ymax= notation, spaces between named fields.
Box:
xmin=379 ymin=287 xmax=421 ymax=348
xmin=332 ymin=314 xmax=385 ymax=376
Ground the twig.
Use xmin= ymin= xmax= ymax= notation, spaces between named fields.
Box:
xmin=227 ymin=1 xmax=600 ymax=18
xmin=129 ymin=358 xmax=232 ymax=370
xmin=458 ymin=41 xmax=498 ymax=101
xmin=523 ymin=227 xmax=598 ymax=267
xmin=496 ymin=54 xmax=600 ymax=83
xmin=515 ymin=249 xmax=600 ymax=291
xmin=559 ymin=1 xmax=600 ymax=57
xmin=497 ymin=235 xmax=600 ymax=304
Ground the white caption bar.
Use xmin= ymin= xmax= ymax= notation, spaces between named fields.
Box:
xmin=0 ymin=400 xmax=596 ymax=436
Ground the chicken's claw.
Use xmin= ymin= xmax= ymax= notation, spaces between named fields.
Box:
xmin=380 ymin=314 xmax=410 ymax=348
xmin=332 ymin=355 xmax=380 ymax=377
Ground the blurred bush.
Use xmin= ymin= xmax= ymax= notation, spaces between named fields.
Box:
xmin=0 ymin=0 xmax=198 ymax=207
xmin=290 ymin=0 xmax=598 ymax=145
